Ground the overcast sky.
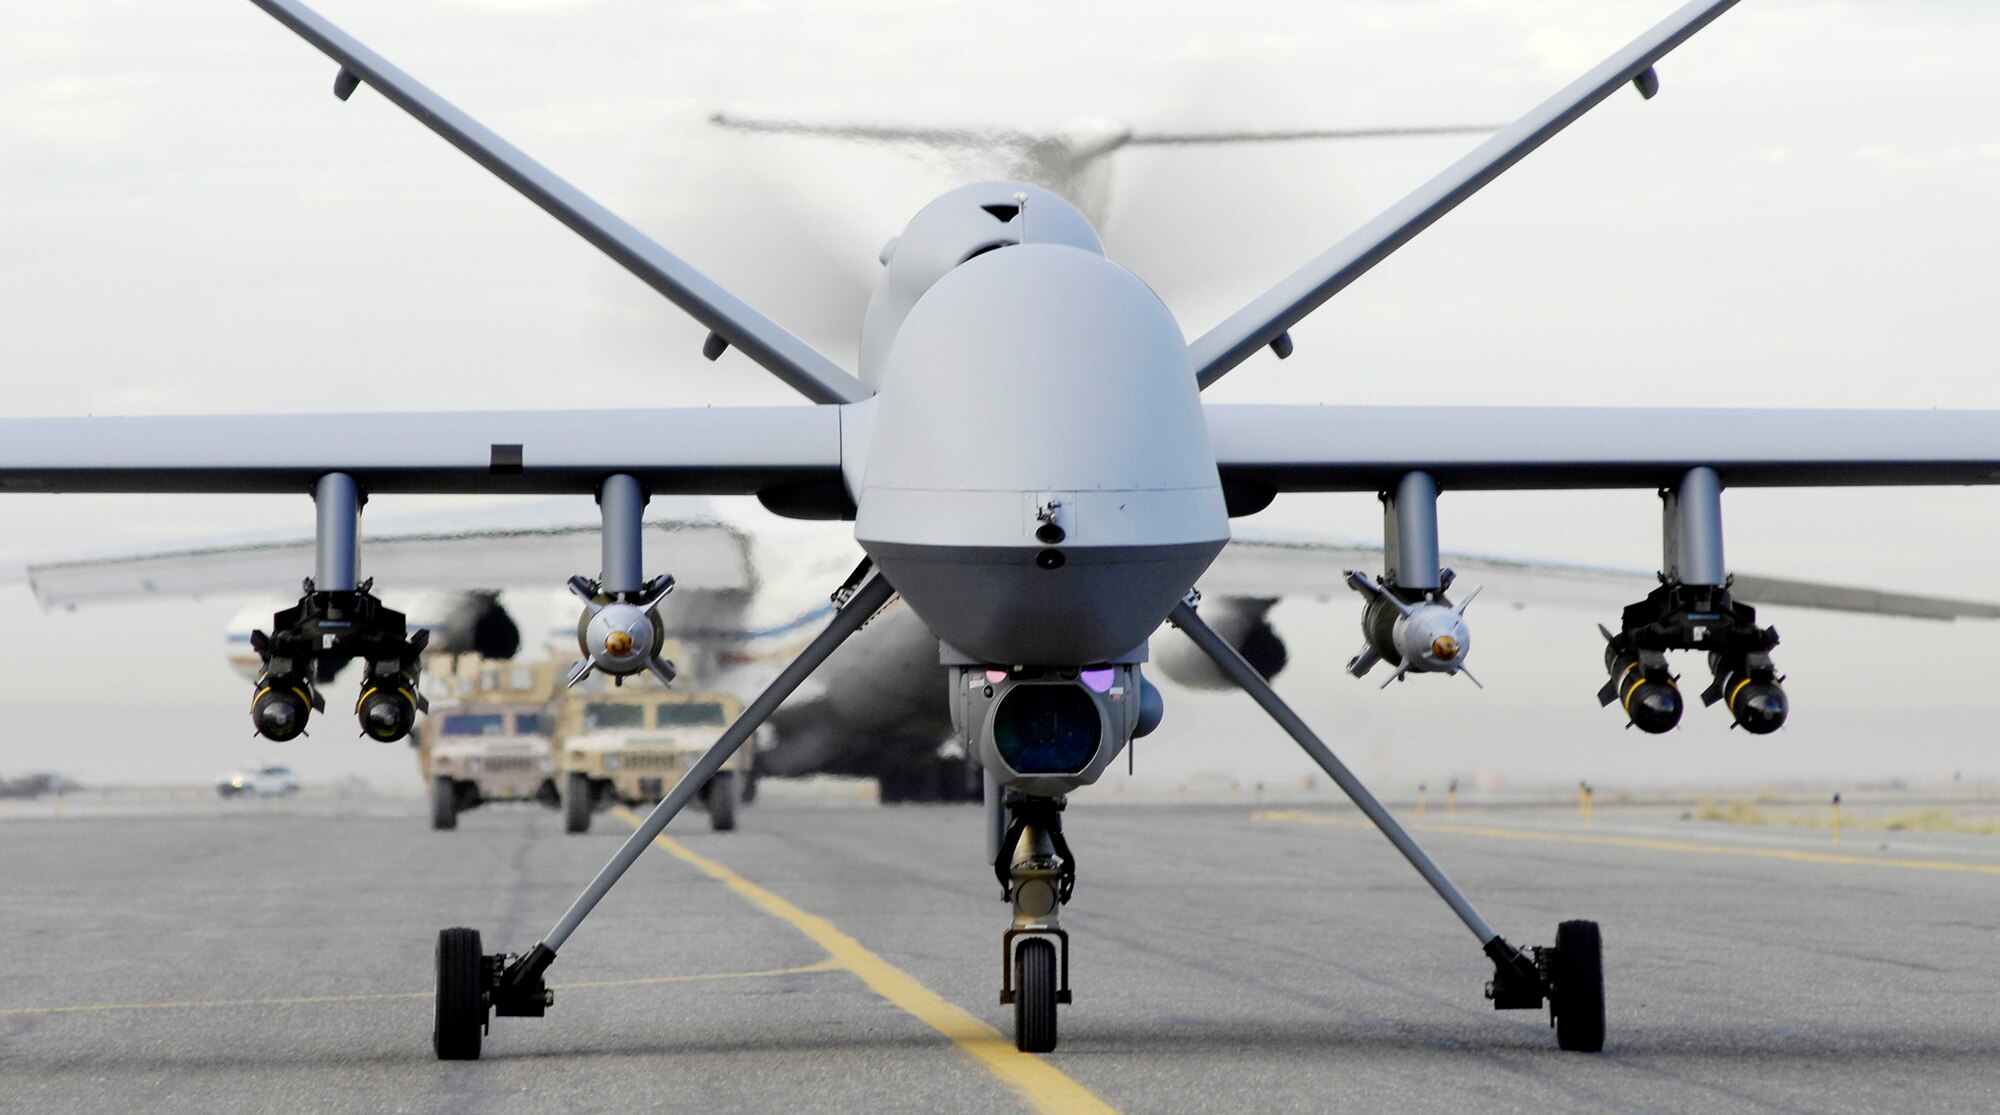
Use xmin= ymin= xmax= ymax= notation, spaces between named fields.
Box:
xmin=2 ymin=0 xmax=1998 ymax=791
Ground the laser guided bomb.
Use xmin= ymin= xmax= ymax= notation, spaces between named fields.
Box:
xmin=1344 ymin=570 xmax=1483 ymax=688
xmin=562 ymin=572 xmax=677 ymax=690
xmin=561 ymin=474 xmax=679 ymax=691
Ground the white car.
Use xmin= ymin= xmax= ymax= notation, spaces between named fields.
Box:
xmin=216 ymin=763 xmax=301 ymax=798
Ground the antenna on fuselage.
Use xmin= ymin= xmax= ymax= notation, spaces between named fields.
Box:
xmin=1014 ymin=191 xmax=1029 ymax=244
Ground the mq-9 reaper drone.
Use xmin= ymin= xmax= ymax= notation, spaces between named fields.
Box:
xmin=15 ymin=0 xmax=2000 ymax=1060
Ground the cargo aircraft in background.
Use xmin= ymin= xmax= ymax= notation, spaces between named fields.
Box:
xmin=11 ymin=0 xmax=2000 ymax=1061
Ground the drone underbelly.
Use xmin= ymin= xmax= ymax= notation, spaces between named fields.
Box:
xmin=868 ymin=536 xmax=1222 ymax=664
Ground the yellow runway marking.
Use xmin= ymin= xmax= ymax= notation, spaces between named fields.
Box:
xmin=1254 ymin=809 xmax=2000 ymax=876
xmin=611 ymin=807 xmax=1116 ymax=1115
xmin=0 ymin=960 xmax=844 ymax=1018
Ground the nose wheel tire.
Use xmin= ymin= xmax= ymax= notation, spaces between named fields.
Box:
xmin=1550 ymin=919 xmax=1605 ymax=1052
xmin=562 ymin=772 xmax=592 ymax=834
xmin=430 ymin=776 xmax=458 ymax=831
xmin=433 ymin=927 xmax=487 ymax=1060
xmin=1013 ymin=937 xmax=1059 ymax=1053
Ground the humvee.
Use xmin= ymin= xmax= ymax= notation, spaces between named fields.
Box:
xmin=555 ymin=687 xmax=753 ymax=834
xmin=416 ymin=660 xmax=559 ymax=830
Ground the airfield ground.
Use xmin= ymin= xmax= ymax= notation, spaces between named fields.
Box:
xmin=5 ymin=788 xmax=1999 ymax=1113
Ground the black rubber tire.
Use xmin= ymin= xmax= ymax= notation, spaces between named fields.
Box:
xmin=433 ymin=927 xmax=485 ymax=1060
xmin=1552 ymin=919 xmax=1606 ymax=1052
xmin=562 ymin=772 xmax=592 ymax=835
xmin=708 ymin=772 xmax=738 ymax=832
xmin=1013 ymin=938 xmax=1059 ymax=1053
xmin=431 ymin=777 xmax=458 ymax=831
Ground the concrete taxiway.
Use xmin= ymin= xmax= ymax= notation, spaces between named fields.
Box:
xmin=5 ymin=792 xmax=1999 ymax=1113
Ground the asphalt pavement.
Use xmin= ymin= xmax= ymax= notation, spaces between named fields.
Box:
xmin=5 ymin=791 xmax=1999 ymax=1113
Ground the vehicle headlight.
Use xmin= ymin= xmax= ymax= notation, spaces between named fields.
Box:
xmin=602 ymin=754 xmax=621 ymax=771
xmin=538 ymin=756 xmax=551 ymax=773
xmin=466 ymin=758 xmax=482 ymax=774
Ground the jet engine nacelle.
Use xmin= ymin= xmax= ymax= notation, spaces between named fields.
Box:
xmin=1151 ymin=597 xmax=1288 ymax=689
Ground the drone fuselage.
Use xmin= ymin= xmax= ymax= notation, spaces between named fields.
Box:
xmin=854 ymin=184 xmax=1228 ymax=665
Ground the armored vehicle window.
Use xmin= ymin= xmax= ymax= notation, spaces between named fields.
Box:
xmin=584 ymin=703 xmax=647 ymax=731
xmin=657 ymin=701 xmax=728 ymax=728
xmin=441 ymin=713 xmax=508 ymax=736
xmin=515 ymin=712 xmax=545 ymax=735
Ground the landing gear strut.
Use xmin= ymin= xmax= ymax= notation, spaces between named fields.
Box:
xmin=994 ymin=794 xmax=1074 ymax=1052
xmin=430 ymin=573 xmax=896 ymax=1059
xmin=1171 ymin=594 xmax=1605 ymax=1052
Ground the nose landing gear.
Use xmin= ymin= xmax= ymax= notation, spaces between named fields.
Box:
xmin=995 ymin=794 xmax=1075 ymax=1052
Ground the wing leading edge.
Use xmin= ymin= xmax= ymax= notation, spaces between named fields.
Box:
xmin=247 ymin=0 xmax=869 ymax=406
xmin=1189 ymin=0 xmax=1741 ymax=388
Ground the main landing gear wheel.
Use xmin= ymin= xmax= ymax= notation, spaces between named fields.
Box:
xmin=430 ymin=776 xmax=458 ymax=831
xmin=434 ymin=927 xmax=487 ymax=1060
xmin=1550 ymin=919 xmax=1605 ymax=1052
xmin=707 ymin=771 xmax=738 ymax=832
xmin=562 ymin=772 xmax=592 ymax=834
xmin=1013 ymin=938 xmax=1059 ymax=1053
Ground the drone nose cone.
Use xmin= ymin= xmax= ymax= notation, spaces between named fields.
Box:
xmin=1626 ymin=680 xmax=1683 ymax=734
xmin=1430 ymin=635 xmax=1461 ymax=662
xmin=605 ymin=631 xmax=634 ymax=657
xmin=1730 ymin=682 xmax=1788 ymax=735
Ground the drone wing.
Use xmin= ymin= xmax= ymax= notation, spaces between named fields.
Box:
xmin=247 ymin=0 xmax=869 ymax=406
xmin=1207 ymin=405 xmax=2000 ymax=492
xmin=1189 ymin=0 xmax=1740 ymax=388
xmin=0 ymin=406 xmax=839 ymax=495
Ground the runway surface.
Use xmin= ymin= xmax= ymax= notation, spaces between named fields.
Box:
xmin=6 ymin=792 xmax=2000 ymax=1113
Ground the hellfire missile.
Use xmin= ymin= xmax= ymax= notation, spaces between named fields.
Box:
xmin=1703 ymin=653 xmax=1788 ymax=734
xmin=1597 ymin=629 xmax=1682 ymax=734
